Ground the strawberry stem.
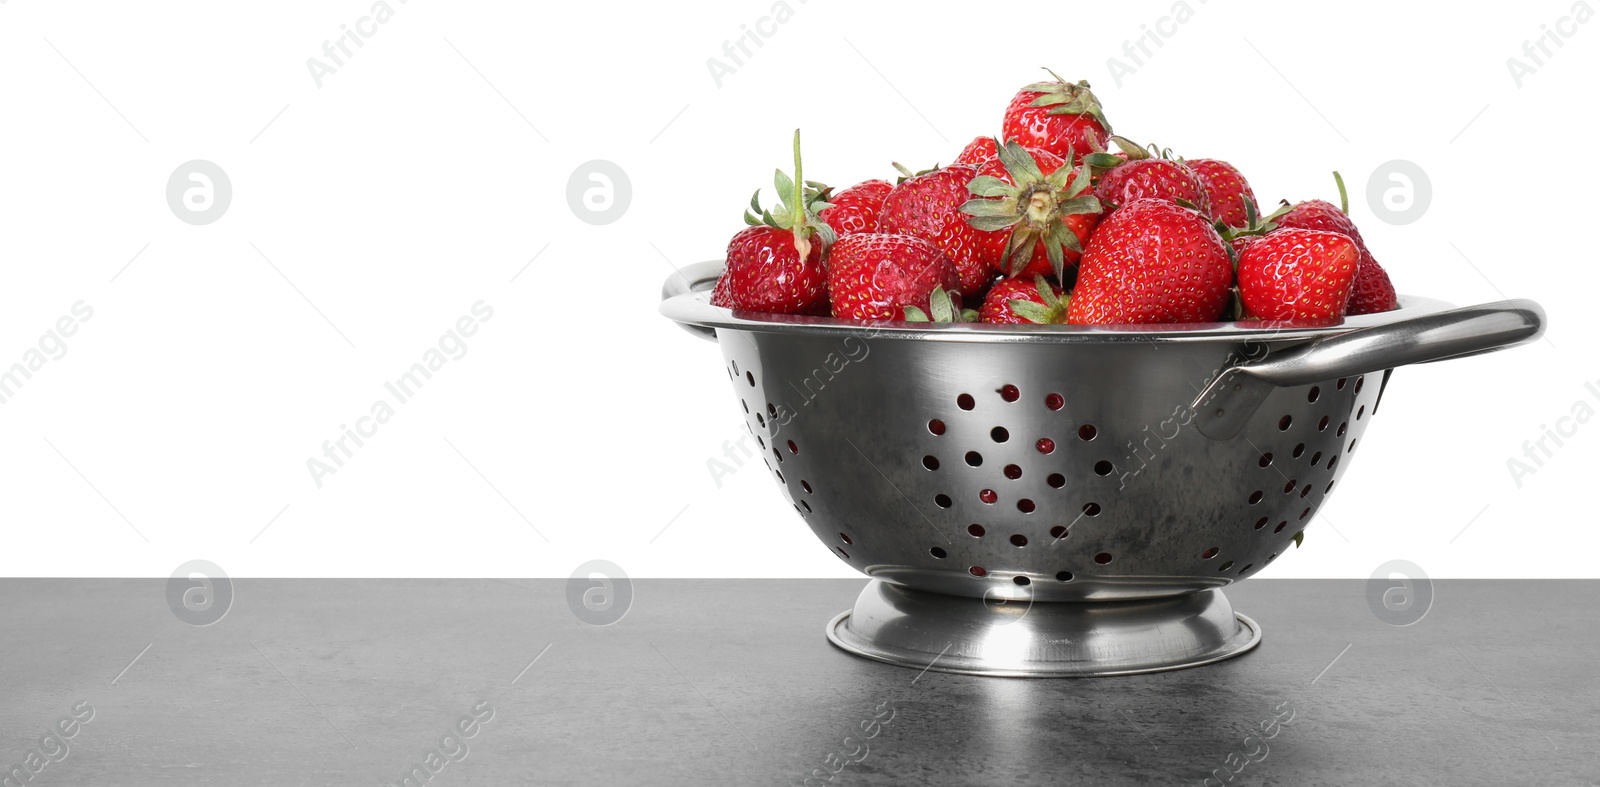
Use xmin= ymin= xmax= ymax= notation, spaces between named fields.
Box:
xmin=791 ymin=129 xmax=811 ymax=261
xmin=1333 ymin=171 xmax=1349 ymax=215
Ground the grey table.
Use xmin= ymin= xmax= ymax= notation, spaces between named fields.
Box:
xmin=0 ymin=579 xmax=1594 ymax=785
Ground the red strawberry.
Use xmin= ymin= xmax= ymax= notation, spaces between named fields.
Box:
xmin=955 ymin=136 xmax=999 ymax=165
xmin=1272 ymin=173 xmax=1398 ymax=314
xmin=1276 ymin=199 xmax=1362 ymax=241
xmin=1347 ymin=251 xmax=1399 ymax=314
xmin=1255 ymin=202 xmax=1397 ymax=315
xmin=1189 ymin=159 xmax=1256 ymax=228
xmin=1001 ymin=70 xmax=1110 ymax=161
xmin=712 ymin=225 xmax=829 ymax=315
xmin=1067 ymin=199 xmax=1232 ymax=324
xmin=828 ymin=233 xmax=962 ymax=321
xmin=1093 ymin=149 xmax=1213 ymax=219
xmin=1237 ymin=229 xmax=1359 ymax=320
xmin=820 ymin=179 xmax=892 ymax=238
xmin=712 ymin=131 xmax=835 ymax=315
xmin=964 ymin=141 xmax=1101 ymax=280
xmin=876 ymin=164 xmax=997 ymax=299
xmin=979 ymin=276 xmax=1068 ymax=324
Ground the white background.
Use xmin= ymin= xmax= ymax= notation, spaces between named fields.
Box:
xmin=0 ymin=0 xmax=1594 ymax=578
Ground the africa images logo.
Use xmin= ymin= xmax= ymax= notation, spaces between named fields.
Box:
xmin=305 ymin=301 xmax=493 ymax=487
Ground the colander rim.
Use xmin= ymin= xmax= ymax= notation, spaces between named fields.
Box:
xmin=661 ymin=259 xmax=1455 ymax=343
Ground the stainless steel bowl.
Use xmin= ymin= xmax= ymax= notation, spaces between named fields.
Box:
xmin=662 ymin=260 xmax=1544 ymax=676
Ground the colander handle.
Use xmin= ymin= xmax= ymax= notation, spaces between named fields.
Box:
xmin=661 ymin=260 xmax=726 ymax=342
xmin=1192 ymin=298 xmax=1546 ymax=440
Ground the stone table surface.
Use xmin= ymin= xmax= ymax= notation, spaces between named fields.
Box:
xmin=0 ymin=579 xmax=1595 ymax=786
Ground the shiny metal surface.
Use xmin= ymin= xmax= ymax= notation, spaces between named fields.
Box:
xmin=1192 ymin=298 xmax=1545 ymax=439
xmin=828 ymin=581 xmax=1260 ymax=677
xmin=662 ymin=260 xmax=1545 ymax=675
xmin=701 ymin=327 xmax=1373 ymax=601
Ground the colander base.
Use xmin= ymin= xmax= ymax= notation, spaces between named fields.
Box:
xmin=826 ymin=580 xmax=1261 ymax=678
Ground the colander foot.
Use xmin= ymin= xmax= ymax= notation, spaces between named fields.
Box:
xmin=826 ymin=580 xmax=1260 ymax=678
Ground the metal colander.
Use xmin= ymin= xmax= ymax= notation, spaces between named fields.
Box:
xmin=662 ymin=260 xmax=1544 ymax=677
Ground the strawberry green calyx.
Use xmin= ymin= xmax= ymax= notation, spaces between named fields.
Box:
xmin=1105 ymin=135 xmax=1186 ymax=164
xmin=1008 ymin=275 xmax=1071 ymax=324
xmin=904 ymin=287 xmax=975 ymax=323
xmin=1109 ymin=135 xmax=1152 ymax=161
xmin=1082 ymin=152 xmax=1125 ymax=172
xmin=1085 ymin=136 xmax=1176 ymax=174
xmin=960 ymin=140 xmax=1101 ymax=279
xmin=1025 ymin=69 xmax=1111 ymax=134
xmin=1216 ymin=196 xmax=1291 ymax=251
xmin=1077 ymin=133 xmax=1119 ymax=172
xmin=743 ymin=129 xmax=837 ymax=261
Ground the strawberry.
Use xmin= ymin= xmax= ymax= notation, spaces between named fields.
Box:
xmin=1270 ymin=173 xmax=1398 ymax=314
xmin=1067 ymin=199 xmax=1232 ymax=324
xmin=711 ymin=130 xmax=835 ymax=315
xmin=1272 ymin=174 xmax=1368 ymax=250
xmin=1189 ymin=159 xmax=1256 ymax=228
xmin=1236 ymin=229 xmax=1359 ymax=320
xmin=963 ymin=141 xmax=1101 ymax=280
xmin=1001 ymin=70 xmax=1111 ymax=161
xmin=875 ymin=164 xmax=997 ymax=299
xmin=828 ymin=233 xmax=962 ymax=321
xmin=712 ymin=225 xmax=829 ymax=314
xmin=979 ymin=275 xmax=1068 ymax=324
xmin=820 ymin=179 xmax=892 ymax=238
xmin=955 ymin=136 xmax=998 ymax=165
xmin=1092 ymin=139 xmax=1213 ymax=219
xmin=1347 ymin=251 xmax=1399 ymax=314
xmin=1275 ymin=199 xmax=1361 ymax=240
